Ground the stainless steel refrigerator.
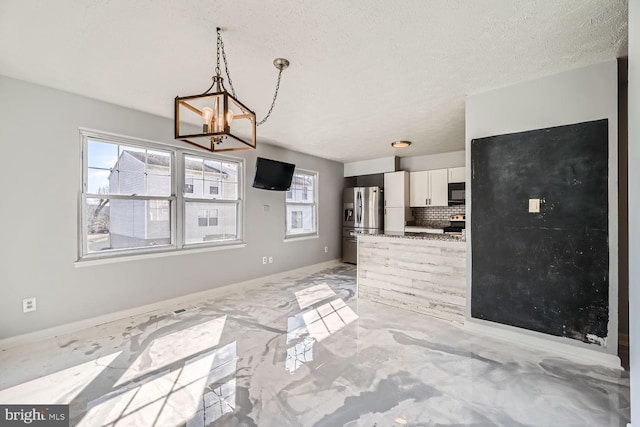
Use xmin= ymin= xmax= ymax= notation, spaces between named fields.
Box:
xmin=342 ymin=187 xmax=384 ymax=264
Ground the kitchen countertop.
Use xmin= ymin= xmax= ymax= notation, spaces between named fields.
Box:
xmin=362 ymin=231 xmax=466 ymax=242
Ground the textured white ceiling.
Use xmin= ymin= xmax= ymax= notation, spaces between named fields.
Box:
xmin=0 ymin=0 xmax=628 ymax=163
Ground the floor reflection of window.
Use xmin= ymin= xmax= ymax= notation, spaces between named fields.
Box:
xmin=79 ymin=341 xmax=238 ymax=427
xmin=287 ymin=313 xmax=308 ymax=343
xmin=286 ymin=313 xmax=314 ymax=374
xmin=285 ymin=296 xmax=358 ymax=373
xmin=286 ymin=338 xmax=314 ymax=374
xmin=302 ymin=298 xmax=359 ymax=343
xmin=190 ymin=378 xmax=236 ymax=427
xmin=188 ymin=342 xmax=237 ymax=427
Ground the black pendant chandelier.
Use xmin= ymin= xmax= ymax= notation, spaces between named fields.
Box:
xmin=175 ymin=27 xmax=289 ymax=152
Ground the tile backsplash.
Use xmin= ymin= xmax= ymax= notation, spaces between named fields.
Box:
xmin=412 ymin=205 xmax=465 ymax=223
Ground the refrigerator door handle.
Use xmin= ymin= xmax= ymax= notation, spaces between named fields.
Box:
xmin=356 ymin=191 xmax=362 ymax=225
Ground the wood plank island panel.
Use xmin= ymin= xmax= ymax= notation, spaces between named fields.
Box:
xmin=358 ymin=235 xmax=466 ymax=324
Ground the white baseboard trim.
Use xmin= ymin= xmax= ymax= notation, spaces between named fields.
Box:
xmin=464 ymin=319 xmax=622 ymax=370
xmin=0 ymin=259 xmax=343 ymax=350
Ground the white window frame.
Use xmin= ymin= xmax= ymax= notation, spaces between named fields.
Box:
xmin=182 ymin=152 xmax=243 ymax=247
xmin=285 ymin=169 xmax=318 ymax=239
xmin=79 ymin=129 xmax=244 ymax=261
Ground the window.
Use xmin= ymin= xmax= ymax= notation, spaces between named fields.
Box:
xmin=285 ymin=170 xmax=318 ymax=238
xmin=197 ymin=210 xmax=209 ymax=227
xmin=80 ymin=130 xmax=243 ymax=259
xmin=185 ymin=179 xmax=194 ymax=194
xmin=209 ymin=209 xmax=219 ymax=226
xmin=183 ymin=155 xmax=240 ymax=245
xmin=197 ymin=209 xmax=219 ymax=227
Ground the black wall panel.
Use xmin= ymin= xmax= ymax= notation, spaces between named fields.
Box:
xmin=470 ymin=119 xmax=609 ymax=344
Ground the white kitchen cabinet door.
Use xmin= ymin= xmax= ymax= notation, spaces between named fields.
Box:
xmin=384 ymin=171 xmax=409 ymax=208
xmin=384 ymin=207 xmax=407 ymax=232
xmin=410 ymin=169 xmax=447 ymax=207
xmin=409 ymin=171 xmax=428 ymax=207
xmin=448 ymin=166 xmax=466 ymax=183
xmin=430 ymin=168 xmax=449 ymax=206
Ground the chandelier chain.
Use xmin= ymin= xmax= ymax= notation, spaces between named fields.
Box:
xmin=215 ymin=28 xmax=222 ymax=78
xmin=207 ymin=27 xmax=285 ymax=125
xmin=220 ymin=40 xmax=236 ymax=98
xmin=256 ymin=67 xmax=283 ymax=126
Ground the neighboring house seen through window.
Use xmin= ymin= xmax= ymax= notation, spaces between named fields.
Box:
xmin=197 ymin=209 xmax=219 ymax=227
xmin=285 ymin=170 xmax=318 ymax=238
xmin=291 ymin=211 xmax=303 ymax=229
xmin=183 ymin=154 xmax=240 ymax=244
xmin=185 ymin=179 xmax=194 ymax=194
xmin=80 ymin=130 xmax=243 ymax=259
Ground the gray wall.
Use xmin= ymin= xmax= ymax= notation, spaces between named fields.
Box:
xmin=628 ymin=1 xmax=639 ymax=421
xmin=0 ymin=75 xmax=343 ymax=339
xmin=465 ymin=60 xmax=619 ymax=355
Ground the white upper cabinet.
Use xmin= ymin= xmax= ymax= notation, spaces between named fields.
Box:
xmin=448 ymin=166 xmax=466 ymax=183
xmin=384 ymin=171 xmax=409 ymax=208
xmin=409 ymin=171 xmax=428 ymax=207
xmin=409 ymin=169 xmax=448 ymax=207
xmin=430 ymin=169 xmax=448 ymax=206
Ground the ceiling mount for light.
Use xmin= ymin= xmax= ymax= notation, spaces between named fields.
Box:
xmin=175 ymin=27 xmax=289 ymax=152
xmin=391 ymin=140 xmax=412 ymax=148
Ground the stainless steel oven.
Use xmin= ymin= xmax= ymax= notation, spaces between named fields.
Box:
xmin=448 ymin=182 xmax=465 ymax=205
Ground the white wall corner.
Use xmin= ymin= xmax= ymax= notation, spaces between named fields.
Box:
xmin=344 ymin=156 xmax=397 ymax=177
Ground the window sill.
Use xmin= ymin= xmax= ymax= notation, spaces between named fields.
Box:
xmin=75 ymin=242 xmax=247 ymax=268
xmin=284 ymin=234 xmax=319 ymax=243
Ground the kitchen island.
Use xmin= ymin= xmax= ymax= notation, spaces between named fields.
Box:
xmin=358 ymin=233 xmax=466 ymax=324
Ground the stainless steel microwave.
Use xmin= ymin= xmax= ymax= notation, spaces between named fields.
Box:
xmin=448 ymin=182 xmax=465 ymax=205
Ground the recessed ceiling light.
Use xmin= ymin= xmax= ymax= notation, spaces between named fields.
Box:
xmin=391 ymin=140 xmax=412 ymax=148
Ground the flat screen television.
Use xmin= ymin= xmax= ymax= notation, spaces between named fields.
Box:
xmin=252 ymin=157 xmax=295 ymax=191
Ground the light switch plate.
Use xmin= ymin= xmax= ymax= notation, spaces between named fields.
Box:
xmin=528 ymin=198 xmax=541 ymax=213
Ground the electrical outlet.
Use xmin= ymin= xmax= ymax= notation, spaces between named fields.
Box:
xmin=23 ymin=297 xmax=36 ymax=313
xmin=262 ymin=256 xmax=267 ymax=265
xmin=528 ymin=198 xmax=541 ymax=213
xmin=324 ymin=246 xmax=328 ymax=253
xmin=268 ymin=256 xmax=273 ymax=264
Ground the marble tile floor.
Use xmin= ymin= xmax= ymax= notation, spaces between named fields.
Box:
xmin=0 ymin=262 xmax=630 ymax=426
